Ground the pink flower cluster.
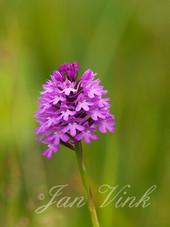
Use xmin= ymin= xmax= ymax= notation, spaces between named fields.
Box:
xmin=34 ymin=62 xmax=115 ymax=159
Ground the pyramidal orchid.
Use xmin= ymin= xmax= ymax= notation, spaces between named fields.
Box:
xmin=34 ymin=62 xmax=115 ymax=227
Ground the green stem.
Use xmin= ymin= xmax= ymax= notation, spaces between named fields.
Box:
xmin=75 ymin=142 xmax=100 ymax=227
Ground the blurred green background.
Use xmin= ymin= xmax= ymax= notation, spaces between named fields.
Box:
xmin=0 ymin=0 xmax=170 ymax=226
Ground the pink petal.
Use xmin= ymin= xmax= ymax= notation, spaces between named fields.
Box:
xmin=76 ymin=125 xmax=85 ymax=131
xmin=47 ymin=150 xmax=53 ymax=159
xmin=84 ymin=135 xmax=91 ymax=144
xmin=75 ymin=133 xmax=84 ymax=141
xmin=54 ymin=136 xmax=60 ymax=145
xmin=99 ymin=125 xmax=107 ymax=133
xmin=90 ymin=134 xmax=98 ymax=140
xmin=62 ymin=125 xmax=70 ymax=133
xmin=60 ymin=133 xmax=70 ymax=142
xmin=70 ymin=127 xmax=76 ymax=136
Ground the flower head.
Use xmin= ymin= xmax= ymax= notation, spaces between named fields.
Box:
xmin=34 ymin=62 xmax=115 ymax=159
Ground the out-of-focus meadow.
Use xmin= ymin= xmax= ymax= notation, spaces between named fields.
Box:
xmin=0 ymin=0 xmax=170 ymax=226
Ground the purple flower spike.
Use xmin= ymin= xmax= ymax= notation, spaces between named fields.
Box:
xmin=59 ymin=63 xmax=69 ymax=76
xmin=58 ymin=61 xmax=79 ymax=82
xmin=67 ymin=67 xmax=75 ymax=81
xmin=73 ymin=61 xmax=79 ymax=72
xmin=34 ymin=62 xmax=115 ymax=159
